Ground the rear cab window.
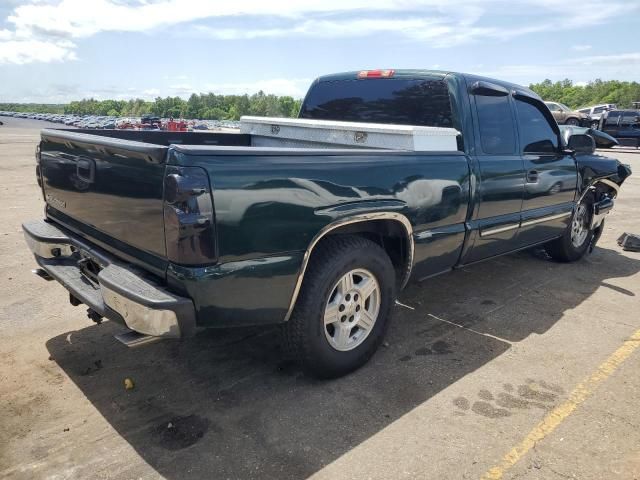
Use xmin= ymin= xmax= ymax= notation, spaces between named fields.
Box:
xmin=474 ymin=94 xmax=516 ymax=154
xmin=299 ymin=77 xmax=459 ymax=147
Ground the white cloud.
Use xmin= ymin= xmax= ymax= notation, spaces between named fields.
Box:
xmin=4 ymin=0 xmax=471 ymax=39
xmin=193 ymin=17 xmax=502 ymax=48
xmin=0 ymin=0 xmax=637 ymax=64
xmin=571 ymin=44 xmax=592 ymax=51
xmin=0 ymin=38 xmax=77 ymax=64
xmin=187 ymin=11 xmax=604 ymax=48
xmin=0 ymin=29 xmax=14 ymax=40
xmin=477 ymin=51 xmax=640 ymax=84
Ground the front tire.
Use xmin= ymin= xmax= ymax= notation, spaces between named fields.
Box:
xmin=566 ymin=118 xmax=580 ymax=126
xmin=545 ymin=195 xmax=597 ymax=262
xmin=282 ymin=235 xmax=396 ymax=378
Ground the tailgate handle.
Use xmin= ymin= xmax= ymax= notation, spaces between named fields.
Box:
xmin=76 ymin=158 xmax=95 ymax=183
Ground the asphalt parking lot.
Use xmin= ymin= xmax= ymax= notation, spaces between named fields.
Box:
xmin=1 ymin=116 xmax=639 ymax=480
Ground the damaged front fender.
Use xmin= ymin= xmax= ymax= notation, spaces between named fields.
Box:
xmin=576 ymin=154 xmax=632 ymax=200
xmin=573 ymin=153 xmax=631 ymax=252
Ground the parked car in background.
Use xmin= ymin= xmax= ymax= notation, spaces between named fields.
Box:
xmin=599 ymin=109 xmax=640 ymax=147
xmin=0 ymin=111 xmax=242 ymax=132
xmin=577 ymin=104 xmax=617 ymax=129
xmin=544 ymin=101 xmax=591 ymax=126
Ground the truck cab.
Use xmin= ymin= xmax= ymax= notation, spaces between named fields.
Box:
xmin=300 ymin=70 xmax=579 ymax=266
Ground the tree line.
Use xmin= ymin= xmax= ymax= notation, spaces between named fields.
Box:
xmin=3 ymin=79 xmax=638 ymax=120
xmin=0 ymin=103 xmax=65 ymax=114
xmin=62 ymin=91 xmax=302 ymax=119
xmin=1 ymin=91 xmax=302 ymax=120
xmin=529 ymin=79 xmax=640 ymax=109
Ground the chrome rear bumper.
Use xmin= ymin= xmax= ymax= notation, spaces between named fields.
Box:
xmin=23 ymin=219 xmax=196 ymax=340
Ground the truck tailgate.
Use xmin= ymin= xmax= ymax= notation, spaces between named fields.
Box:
xmin=39 ymin=129 xmax=169 ymax=266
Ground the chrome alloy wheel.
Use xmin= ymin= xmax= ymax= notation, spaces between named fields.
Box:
xmin=571 ymin=203 xmax=590 ymax=248
xmin=323 ymin=268 xmax=381 ymax=352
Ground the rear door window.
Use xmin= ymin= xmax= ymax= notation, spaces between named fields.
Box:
xmin=621 ymin=112 xmax=640 ymax=126
xmin=605 ymin=112 xmax=622 ymax=126
xmin=515 ymin=98 xmax=559 ymax=154
xmin=475 ymin=94 xmax=516 ymax=154
xmin=300 ymin=79 xmax=453 ymax=128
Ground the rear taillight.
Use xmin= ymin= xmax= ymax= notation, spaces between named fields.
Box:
xmin=357 ymin=69 xmax=395 ymax=78
xmin=35 ymin=143 xmax=45 ymax=199
xmin=163 ymin=166 xmax=216 ymax=265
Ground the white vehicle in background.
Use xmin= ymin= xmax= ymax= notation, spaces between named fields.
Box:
xmin=578 ymin=104 xmax=617 ymax=129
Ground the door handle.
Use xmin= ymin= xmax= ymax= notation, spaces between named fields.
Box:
xmin=76 ymin=158 xmax=95 ymax=183
xmin=526 ymin=169 xmax=539 ymax=183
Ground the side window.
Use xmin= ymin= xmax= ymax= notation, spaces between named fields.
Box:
xmin=546 ymin=103 xmax=559 ymax=112
xmin=621 ymin=113 xmax=640 ymax=126
xmin=475 ymin=94 xmax=516 ymax=154
xmin=515 ymin=98 xmax=559 ymax=154
xmin=605 ymin=112 xmax=621 ymax=126
xmin=593 ymin=107 xmax=605 ymax=114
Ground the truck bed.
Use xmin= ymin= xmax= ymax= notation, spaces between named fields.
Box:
xmin=38 ymin=127 xmax=468 ymax=281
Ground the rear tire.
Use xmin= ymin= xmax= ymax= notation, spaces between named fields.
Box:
xmin=545 ymin=194 xmax=596 ymax=262
xmin=282 ymin=235 xmax=396 ymax=379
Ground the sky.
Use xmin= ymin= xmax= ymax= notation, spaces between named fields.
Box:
xmin=0 ymin=0 xmax=639 ymax=103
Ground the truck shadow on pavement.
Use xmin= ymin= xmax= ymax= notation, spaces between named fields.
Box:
xmin=46 ymin=246 xmax=640 ymax=480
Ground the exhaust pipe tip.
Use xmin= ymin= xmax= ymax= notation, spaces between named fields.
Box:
xmin=32 ymin=268 xmax=53 ymax=281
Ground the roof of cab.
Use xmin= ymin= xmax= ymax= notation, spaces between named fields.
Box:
xmin=312 ymin=69 xmax=541 ymax=101
xmin=315 ymin=69 xmax=448 ymax=83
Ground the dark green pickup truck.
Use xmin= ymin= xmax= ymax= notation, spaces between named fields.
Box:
xmin=24 ymin=70 xmax=631 ymax=378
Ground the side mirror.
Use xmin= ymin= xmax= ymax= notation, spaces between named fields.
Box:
xmin=567 ymin=133 xmax=596 ymax=155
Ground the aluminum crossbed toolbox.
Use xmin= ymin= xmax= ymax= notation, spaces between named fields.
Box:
xmin=240 ymin=116 xmax=460 ymax=152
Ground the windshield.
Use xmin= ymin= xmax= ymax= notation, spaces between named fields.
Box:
xmin=557 ymin=103 xmax=572 ymax=112
xmin=300 ymin=78 xmax=453 ymax=128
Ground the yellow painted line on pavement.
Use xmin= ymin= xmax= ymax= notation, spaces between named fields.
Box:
xmin=481 ymin=328 xmax=640 ymax=480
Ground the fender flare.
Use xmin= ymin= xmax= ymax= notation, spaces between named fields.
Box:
xmin=283 ymin=212 xmax=414 ymax=321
